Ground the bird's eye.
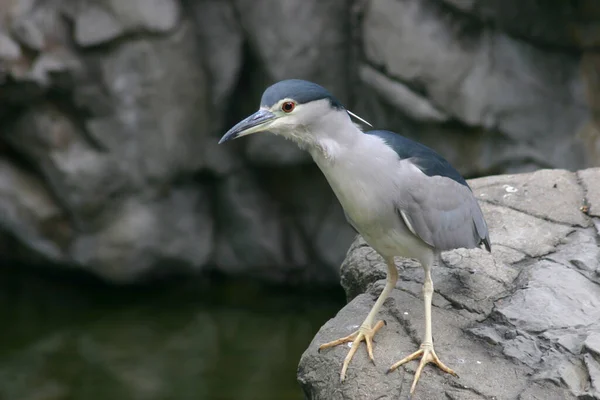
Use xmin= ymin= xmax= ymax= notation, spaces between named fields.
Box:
xmin=281 ymin=101 xmax=296 ymax=113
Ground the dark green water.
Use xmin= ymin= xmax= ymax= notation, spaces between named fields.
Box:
xmin=0 ymin=266 xmax=345 ymax=400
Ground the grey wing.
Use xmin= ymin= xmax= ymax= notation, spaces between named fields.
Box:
xmin=397 ymin=176 xmax=491 ymax=252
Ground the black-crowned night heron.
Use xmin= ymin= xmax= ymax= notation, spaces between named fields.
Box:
xmin=219 ymin=79 xmax=491 ymax=395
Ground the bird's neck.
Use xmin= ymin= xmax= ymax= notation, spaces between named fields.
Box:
xmin=306 ymin=111 xmax=364 ymax=166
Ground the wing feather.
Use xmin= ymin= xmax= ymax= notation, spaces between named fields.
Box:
xmin=397 ymin=175 xmax=490 ymax=251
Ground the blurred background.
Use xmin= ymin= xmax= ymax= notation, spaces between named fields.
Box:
xmin=0 ymin=0 xmax=599 ymax=399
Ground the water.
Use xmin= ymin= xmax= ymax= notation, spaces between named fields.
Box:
xmin=0 ymin=266 xmax=345 ymax=400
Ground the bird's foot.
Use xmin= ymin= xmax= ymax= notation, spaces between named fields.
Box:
xmin=318 ymin=320 xmax=386 ymax=382
xmin=387 ymin=343 xmax=457 ymax=394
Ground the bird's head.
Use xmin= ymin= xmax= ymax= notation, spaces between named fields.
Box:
xmin=218 ymin=79 xmax=371 ymax=150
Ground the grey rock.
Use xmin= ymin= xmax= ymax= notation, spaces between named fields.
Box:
xmin=214 ymin=171 xmax=288 ymax=276
xmin=74 ymin=4 xmax=125 ymax=46
xmin=270 ymin=166 xmax=354 ymax=279
xmin=0 ymin=15 xmax=215 ymax=283
xmin=579 ymin=168 xmax=600 ymax=217
xmin=11 ymin=14 xmax=45 ymax=50
xmin=0 ymin=159 xmax=69 ymax=263
xmin=313 ymin=203 xmax=357 ymax=272
xmin=585 ymin=354 xmax=600 ymax=396
xmin=8 ymin=0 xmax=71 ymax=51
xmin=201 ymin=139 xmax=243 ymax=177
xmin=440 ymin=0 xmax=600 ymax=50
xmin=471 ymin=169 xmax=590 ymax=227
xmin=233 ymin=0 xmax=349 ymax=99
xmin=497 ymin=260 xmax=600 ymax=332
xmin=298 ymin=168 xmax=600 ymax=399
xmin=0 ymin=33 xmax=21 ymax=61
xmin=88 ymin=20 xmax=210 ymax=185
xmin=29 ymin=50 xmax=81 ymax=87
xmin=190 ymin=0 xmax=243 ymax=109
xmin=362 ymin=0 xmax=594 ymax=173
xmin=245 ymin=134 xmax=311 ymax=166
xmin=584 ymin=333 xmax=600 ymax=358
xmin=74 ymin=0 xmax=180 ymax=46
xmin=6 ymin=105 xmax=127 ymax=229
xmin=359 ymin=64 xmax=449 ymax=123
xmin=479 ymin=202 xmax=573 ymax=258
xmin=70 ymin=186 xmax=213 ymax=283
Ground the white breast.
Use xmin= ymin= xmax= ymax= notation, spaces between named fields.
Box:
xmin=310 ymin=134 xmax=429 ymax=259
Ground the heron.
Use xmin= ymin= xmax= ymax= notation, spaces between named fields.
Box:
xmin=218 ymin=79 xmax=491 ymax=395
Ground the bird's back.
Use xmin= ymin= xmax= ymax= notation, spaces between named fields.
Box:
xmin=364 ymin=130 xmax=469 ymax=188
xmin=362 ymin=130 xmax=491 ymax=253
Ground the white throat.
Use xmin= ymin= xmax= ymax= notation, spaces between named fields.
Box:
xmin=305 ymin=110 xmax=364 ymax=165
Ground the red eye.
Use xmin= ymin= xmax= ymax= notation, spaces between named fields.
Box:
xmin=282 ymin=101 xmax=296 ymax=113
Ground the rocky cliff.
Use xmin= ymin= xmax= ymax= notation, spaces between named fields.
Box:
xmin=298 ymin=167 xmax=600 ymax=400
xmin=1 ymin=0 xmax=598 ymax=283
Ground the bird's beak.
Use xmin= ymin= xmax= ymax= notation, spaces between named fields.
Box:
xmin=218 ymin=109 xmax=278 ymax=144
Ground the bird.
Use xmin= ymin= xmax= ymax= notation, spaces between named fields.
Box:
xmin=218 ymin=79 xmax=491 ymax=395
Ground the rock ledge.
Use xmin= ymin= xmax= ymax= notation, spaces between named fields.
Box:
xmin=298 ymin=167 xmax=600 ymax=400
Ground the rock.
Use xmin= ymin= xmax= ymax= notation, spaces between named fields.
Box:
xmin=87 ymin=20 xmax=209 ymax=183
xmin=74 ymin=0 xmax=180 ymax=47
xmin=263 ymin=166 xmax=355 ymax=280
xmin=233 ymin=0 xmax=349 ymax=99
xmin=359 ymin=64 xmax=449 ymax=123
xmin=29 ymin=50 xmax=81 ymax=87
xmin=298 ymin=167 xmax=600 ymax=399
xmin=0 ymin=13 xmax=215 ymax=283
xmin=74 ymin=4 xmax=125 ymax=46
xmin=8 ymin=0 xmax=71 ymax=52
xmin=0 ymin=33 xmax=21 ymax=61
xmin=190 ymin=0 xmax=243 ymax=109
xmin=361 ymin=0 xmax=595 ymax=173
xmin=214 ymin=170 xmax=329 ymax=283
xmin=245 ymin=134 xmax=311 ymax=166
xmin=440 ymin=0 xmax=600 ymax=49
xmin=10 ymin=14 xmax=45 ymax=50
xmin=70 ymin=186 xmax=213 ymax=283
xmin=0 ymin=159 xmax=71 ymax=264
xmin=470 ymin=169 xmax=590 ymax=227
xmin=579 ymin=168 xmax=600 ymax=217
xmin=6 ymin=104 xmax=128 ymax=229
xmin=214 ymin=170 xmax=287 ymax=275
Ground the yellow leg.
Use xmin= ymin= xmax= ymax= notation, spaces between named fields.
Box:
xmin=319 ymin=258 xmax=398 ymax=381
xmin=388 ymin=262 xmax=457 ymax=394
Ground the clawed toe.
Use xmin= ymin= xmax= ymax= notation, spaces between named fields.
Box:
xmin=388 ymin=344 xmax=457 ymax=394
xmin=318 ymin=320 xmax=386 ymax=381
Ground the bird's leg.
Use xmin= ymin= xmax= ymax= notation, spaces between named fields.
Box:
xmin=388 ymin=262 xmax=457 ymax=394
xmin=319 ymin=257 xmax=398 ymax=382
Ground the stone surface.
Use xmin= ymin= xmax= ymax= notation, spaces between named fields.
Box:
xmin=214 ymin=171 xmax=288 ymax=275
xmin=70 ymin=186 xmax=213 ymax=282
xmin=0 ymin=159 xmax=70 ymax=263
xmin=361 ymin=0 xmax=597 ymax=174
xmin=359 ymin=64 xmax=449 ymax=123
xmin=0 ymin=33 xmax=21 ymax=60
xmin=0 ymin=3 xmax=216 ymax=283
xmin=579 ymin=168 xmax=600 ymax=218
xmin=441 ymin=0 xmax=600 ymax=49
xmin=298 ymin=168 xmax=600 ymax=400
xmin=74 ymin=0 xmax=180 ymax=46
